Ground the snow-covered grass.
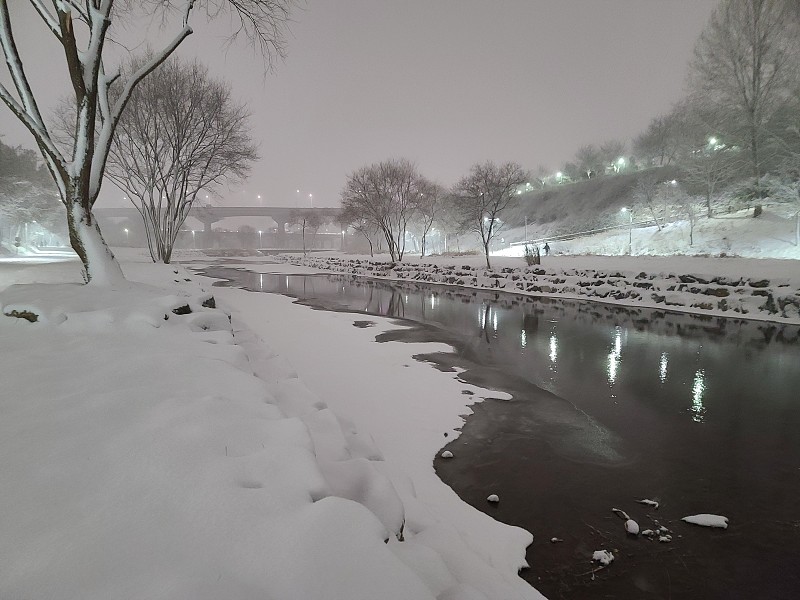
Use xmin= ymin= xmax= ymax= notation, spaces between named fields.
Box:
xmin=0 ymin=254 xmax=542 ymax=600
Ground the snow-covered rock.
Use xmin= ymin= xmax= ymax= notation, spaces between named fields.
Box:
xmin=441 ymin=450 xmax=454 ymax=459
xmin=592 ymin=550 xmax=614 ymax=566
xmin=682 ymin=514 xmax=729 ymax=529
xmin=487 ymin=494 xmax=500 ymax=503
xmin=624 ymin=519 xmax=640 ymax=535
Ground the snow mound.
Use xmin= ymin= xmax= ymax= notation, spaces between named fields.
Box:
xmin=682 ymin=514 xmax=729 ymax=529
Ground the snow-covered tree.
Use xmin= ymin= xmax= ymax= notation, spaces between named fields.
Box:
xmin=0 ymin=1 xmax=293 ymax=284
xmin=689 ymin=0 xmax=800 ymax=198
xmin=451 ymin=161 xmax=528 ymax=269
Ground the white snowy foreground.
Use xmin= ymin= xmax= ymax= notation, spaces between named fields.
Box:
xmin=0 ymin=256 xmax=542 ymax=600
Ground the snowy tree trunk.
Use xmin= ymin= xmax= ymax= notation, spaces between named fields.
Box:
xmin=66 ymin=195 xmax=124 ymax=286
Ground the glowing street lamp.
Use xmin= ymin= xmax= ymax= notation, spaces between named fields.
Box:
xmin=309 ymin=193 xmax=313 ymax=207
xmin=258 ymin=229 xmax=263 ymax=247
xmin=123 ymin=228 xmax=129 ymax=245
xmin=556 ymin=171 xmax=563 ymax=183
xmin=191 ymin=229 xmax=196 ymax=248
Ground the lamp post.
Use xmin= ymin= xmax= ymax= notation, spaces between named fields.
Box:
xmin=309 ymin=193 xmax=313 ymax=208
xmin=258 ymin=230 xmax=263 ymax=248
xmin=621 ymin=208 xmax=632 ymax=255
xmin=124 ymin=228 xmax=129 ymax=245
xmin=191 ymin=230 xmax=196 ymax=249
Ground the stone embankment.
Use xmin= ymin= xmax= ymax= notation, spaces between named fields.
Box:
xmin=273 ymin=255 xmax=800 ymax=325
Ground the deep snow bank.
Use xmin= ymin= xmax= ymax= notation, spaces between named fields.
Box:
xmin=0 ymin=261 xmax=541 ymax=600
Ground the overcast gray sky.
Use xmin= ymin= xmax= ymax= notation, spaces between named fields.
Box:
xmin=2 ymin=0 xmax=718 ymax=208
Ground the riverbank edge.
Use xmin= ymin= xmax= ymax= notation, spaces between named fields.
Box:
xmin=269 ymin=254 xmax=800 ymax=326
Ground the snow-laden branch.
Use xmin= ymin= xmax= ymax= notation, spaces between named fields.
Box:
xmin=90 ymin=24 xmax=193 ymax=199
xmin=28 ymin=0 xmax=62 ymax=39
xmin=0 ymin=83 xmax=66 ymax=173
xmin=0 ymin=2 xmax=48 ymax=130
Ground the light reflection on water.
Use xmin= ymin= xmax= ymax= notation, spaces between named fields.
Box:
xmin=691 ymin=369 xmax=707 ymax=422
xmin=204 ymin=267 xmax=800 ymax=600
xmin=208 ymin=269 xmax=800 ymax=437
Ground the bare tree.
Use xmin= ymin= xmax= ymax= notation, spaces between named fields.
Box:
xmin=0 ymin=1 xmax=293 ymax=284
xmin=574 ymin=144 xmax=604 ymax=179
xmin=290 ymin=209 xmax=323 ymax=256
xmin=634 ymin=105 xmax=696 ymax=167
xmin=676 ymin=191 xmax=700 ymax=246
xmin=689 ymin=0 xmax=800 ymax=199
xmin=413 ymin=179 xmax=446 ymax=257
xmin=340 ymin=158 xmax=420 ymax=262
xmin=632 ymin=174 xmax=665 ymax=231
xmin=451 ymin=161 xmax=528 ymax=269
xmin=600 ymin=140 xmax=627 ymax=172
xmin=105 ymin=56 xmax=257 ymax=264
xmin=681 ymin=143 xmax=742 ymax=218
xmin=767 ymin=95 xmax=800 ymax=244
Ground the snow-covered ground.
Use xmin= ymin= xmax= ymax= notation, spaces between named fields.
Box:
xmin=501 ymin=204 xmax=800 ymax=261
xmin=0 ymin=253 xmax=542 ymax=600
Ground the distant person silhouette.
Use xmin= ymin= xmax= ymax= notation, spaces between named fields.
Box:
xmin=543 ymin=243 xmax=550 ymax=256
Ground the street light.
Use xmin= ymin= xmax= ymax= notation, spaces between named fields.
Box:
xmin=124 ymin=228 xmax=129 ymax=245
xmin=309 ymin=193 xmax=313 ymax=207
xmin=621 ymin=207 xmax=632 ymax=255
xmin=191 ymin=229 xmax=196 ymax=249
xmin=556 ymin=171 xmax=563 ymax=183
xmin=258 ymin=230 xmax=263 ymax=247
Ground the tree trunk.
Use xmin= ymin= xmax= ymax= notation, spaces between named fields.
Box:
xmin=795 ymin=210 xmax=799 ymax=247
xmin=483 ymin=241 xmax=491 ymax=269
xmin=66 ymin=196 xmax=125 ymax=286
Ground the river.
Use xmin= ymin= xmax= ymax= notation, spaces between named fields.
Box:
xmin=204 ymin=266 xmax=800 ymax=600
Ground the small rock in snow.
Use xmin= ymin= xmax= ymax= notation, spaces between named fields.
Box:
xmin=440 ymin=450 xmax=454 ymax=459
xmin=658 ymin=535 xmax=673 ymax=543
xmin=550 ymin=537 xmax=564 ymax=543
xmin=592 ymin=550 xmax=614 ymax=566
xmin=487 ymin=494 xmax=500 ymax=503
xmin=637 ymin=498 xmax=660 ymax=510
xmin=641 ymin=529 xmax=655 ymax=537
xmin=682 ymin=514 xmax=729 ymax=529
xmin=657 ymin=525 xmax=669 ymax=535
xmin=624 ymin=519 xmax=640 ymax=535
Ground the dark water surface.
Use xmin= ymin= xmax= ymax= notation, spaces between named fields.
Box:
xmin=204 ymin=267 xmax=800 ymax=600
